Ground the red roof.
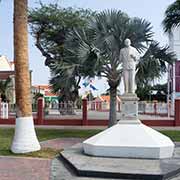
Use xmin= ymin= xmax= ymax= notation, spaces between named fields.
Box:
xmin=33 ymin=85 xmax=51 ymax=89
xmin=44 ymin=91 xmax=57 ymax=97
xmin=94 ymin=95 xmax=121 ymax=102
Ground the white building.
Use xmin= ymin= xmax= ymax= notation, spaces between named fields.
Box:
xmin=0 ymin=56 xmax=15 ymax=103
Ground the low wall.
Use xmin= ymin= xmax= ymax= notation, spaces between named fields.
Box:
xmin=0 ymin=117 xmax=175 ymax=127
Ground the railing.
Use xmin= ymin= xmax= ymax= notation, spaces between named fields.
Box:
xmin=0 ymin=103 xmax=8 ymax=119
xmin=138 ymin=101 xmax=172 ymax=116
xmin=87 ymin=101 xmax=120 ymax=112
xmin=0 ymin=98 xmax=178 ymax=126
xmin=87 ymin=100 xmax=171 ymax=116
xmin=44 ymin=101 xmax=79 ymax=116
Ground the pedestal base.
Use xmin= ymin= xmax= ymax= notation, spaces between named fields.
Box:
xmin=83 ymin=123 xmax=174 ymax=159
xmin=58 ymin=144 xmax=180 ymax=180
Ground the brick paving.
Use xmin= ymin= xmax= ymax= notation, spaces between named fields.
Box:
xmin=0 ymin=156 xmax=51 ymax=180
xmin=0 ymin=138 xmax=83 ymax=180
xmin=0 ymin=130 xmax=179 ymax=180
xmin=41 ymin=138 xmax=84 ymax=150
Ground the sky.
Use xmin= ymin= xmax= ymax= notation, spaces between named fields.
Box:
xmin=0 ymin=0 xmax=175 ymax=95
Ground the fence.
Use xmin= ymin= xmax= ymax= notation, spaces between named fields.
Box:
xmin=44 ymin=101 xmax=77 ymax=116
xmin=0 ymin=102 xmax=8 ymax=119
xmin=138 ymin=101 xmax=172 ymax=116
xmin=0 ymin=98 xmax=180 ymax=126
xmin=87 ymin=101 xmax=121 ymax=112
xmin=86 ymin=100 xmax=170 ymax=116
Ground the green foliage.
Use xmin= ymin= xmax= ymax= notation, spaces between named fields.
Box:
xmin=30 ymin=5 xmax=175 ymax=125
xmin=33 ymin=92 xmax=44 ymax=102
xmin=153 ymin=83 xmax=168 ymax=95
xmin=136 ymin=41 xmax=176 ymax=86
xmin=29 ymin=3 xmax=95 ymax=66
xmin=68 ymin=10 xmax=156 ymax=126
xmin=0 ymin=77 xmax=13 ymax=102
xmin=136 ymin=84 xmax=152 ymax=101
xmin=69 ymin=10 xmax=175 ymax=126
xmin=136 ymin=83 xmax=168 ymax=101
xmin=29 ymin=3 xmax=95 ymax=102
xmin=163 ymin=0 xmax=180 ymax=32
xmin=71 ymin=10 xmax=154 ymax=88
xmin=76 ymin=96 xmax=82 ymax=109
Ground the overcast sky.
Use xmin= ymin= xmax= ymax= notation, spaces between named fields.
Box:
xmin=0 ymin=0 xmax=175 ymax=95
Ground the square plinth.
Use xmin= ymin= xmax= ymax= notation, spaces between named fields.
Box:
xmin=120 ymin=94 xmax=139 ymax=121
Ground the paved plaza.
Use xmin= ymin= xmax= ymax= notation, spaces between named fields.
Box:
xmin=0 ymin=135 xmax=178 ymax=180
xmin=0 ymin=138 xmax=84 ymax=180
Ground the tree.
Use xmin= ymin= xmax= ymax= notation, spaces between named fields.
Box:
xmin=0 ymin=77 xmax=13 ymax=102
xmin=136 ymin=41 xmax=175 ymax=96
xmin=69 ymin=10 xmax=175 ymax=127
xmin=29 ymin=4 xmax=95 ymax=104
xmin=11 ymin=0 xmax=40 ymax=153
xmin=69 ymin=10 xmax=152 ymax=126
xmin=163 ymin=0 xmax=180 ymax=32
xmin=136 ymin=83 xmax=168 ymax=101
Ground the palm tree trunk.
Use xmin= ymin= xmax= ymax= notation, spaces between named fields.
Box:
xmin=109 ymin=86 xmax=117 ymax=127
xmin=11 ymin=0 xmax=40 ymax=153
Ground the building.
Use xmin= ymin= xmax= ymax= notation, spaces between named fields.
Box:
xmin=88 ymin=95 xmax=121 ymax=111
xmin=0 ymin=56 xmax=15 ymax=103
xmin=32 ymin=85 xmax=58 ymax=103
xmin=169 ymin=27 xmax=180 ymax=115
xmin=0 ymin=55 xmax=32 ymax=103
xmin=0 ymin=55 xmax=15 ymax=79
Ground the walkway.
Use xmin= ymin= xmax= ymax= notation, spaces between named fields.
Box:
xmin=0 ymin=137 xmax=180 ymax=180
xmin=0 ymin=126 xmax=180 ymax=180
xmin=0 ymin=138 xmax=83 ymax=180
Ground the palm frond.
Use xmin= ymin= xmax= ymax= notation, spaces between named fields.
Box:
xmin=163 ymin=0 xmax=180 ymax=32
xmin=136 ymin=41 xmax=176 ymax=85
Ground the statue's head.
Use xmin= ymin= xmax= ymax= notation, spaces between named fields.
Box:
xmin=124 ymin=39 xmax=131 ymax=47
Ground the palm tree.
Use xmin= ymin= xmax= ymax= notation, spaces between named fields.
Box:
xmin=136 ymin=41 xmax=175 ymax=86
xmin=163 ymin=0 xmax=180 ymax=32
xmin=69 ymin=10 xmax=152 ymax=126
xmin=49 ymin=28 xmax=97 ymax=114
xmin=11 ymin=0 xmax=40 ymax=153
xmin=68 ymin=10 xmax=175 ymax=127
xmin=0 ymin=77 xmax=13 ymax=102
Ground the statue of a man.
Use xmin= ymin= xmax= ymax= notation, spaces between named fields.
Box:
xmin=119 ymin=39 xmax=139 ymax=94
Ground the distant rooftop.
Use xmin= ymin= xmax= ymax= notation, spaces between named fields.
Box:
xmin=0 ymin=55 xmax=14 ymax=71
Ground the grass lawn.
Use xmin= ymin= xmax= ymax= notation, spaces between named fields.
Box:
xmin=0 ymin=128 xmax=179 ymax=159
xmin=0 ymin=128 xmax=101 ymax=158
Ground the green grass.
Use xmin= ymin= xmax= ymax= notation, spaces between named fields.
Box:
xmin=160 ymin=130 xmax=180 ymax=142
xmin=0 ymin=128 xmax=102 ymax=158
xmin=0 ymin=128 xmax=180 ymax=159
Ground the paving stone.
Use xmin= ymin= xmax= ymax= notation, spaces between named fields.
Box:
xmin=50 ymin=157 xmax=123 ymax=180
xmin=59 ymin=143 xmax=180 ymax=180
xmin=0 ymin=156 xmax=51 ymax=180
xmin=41 ymin=138 xmax=84 ymax=150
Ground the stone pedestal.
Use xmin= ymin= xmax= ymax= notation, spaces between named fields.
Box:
xmin=119 ymin=93 xmax=141 ymax=124
xmin=59 ymin=144 xmax=180 ymax=180
xmin=83 ymin=93 xmax=175 ymax=159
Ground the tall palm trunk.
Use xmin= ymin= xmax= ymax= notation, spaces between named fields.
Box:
xmin=11 ymin=0 xmax=40 ymax=153
xmin=109 ymin=86 xmax=117 ymax=127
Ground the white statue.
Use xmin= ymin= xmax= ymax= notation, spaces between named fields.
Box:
xmin=119 ymin=39 xmax=139 ymax=94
